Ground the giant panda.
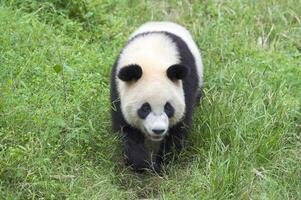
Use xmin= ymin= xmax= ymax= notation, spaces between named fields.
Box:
xmin=110 ymin=21 xmax=203 ymax=172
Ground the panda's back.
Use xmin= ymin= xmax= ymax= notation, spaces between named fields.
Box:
xmin=130 ymin=21 xmax=203 ymax=87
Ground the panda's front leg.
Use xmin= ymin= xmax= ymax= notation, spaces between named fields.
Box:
xmin=123 ymin=137 xmax=150 ymax=172
xmin=160 ymin=123 xmax=188 ymax=162
xmin=121 ymin=126 xmax=153 ymax=172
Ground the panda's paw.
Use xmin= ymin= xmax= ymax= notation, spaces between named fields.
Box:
xmin=125 ymin=158 xmax=151 ymax=173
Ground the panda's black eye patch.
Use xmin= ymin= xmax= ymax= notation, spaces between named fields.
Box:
xmin=137 ymin=103 xmax=151 ymax=119
xmin=164 ymin=102 xmax=174 ymax=118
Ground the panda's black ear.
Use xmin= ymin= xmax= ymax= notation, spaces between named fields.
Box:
xmin=118 ymin=64 xmax=142 ymax=82
xmin=167 ymin=64 xmax=189 ymax=81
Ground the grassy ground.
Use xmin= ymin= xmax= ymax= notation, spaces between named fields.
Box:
xmin=0 ymin=0 xmax=300 ymax=199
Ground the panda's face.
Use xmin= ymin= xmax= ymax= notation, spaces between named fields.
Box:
xmin=136 ymin=102 xmax=174 ymax=141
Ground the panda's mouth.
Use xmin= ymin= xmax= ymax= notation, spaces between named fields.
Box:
xmin=149 ymin=135 xmax=164 ymax=141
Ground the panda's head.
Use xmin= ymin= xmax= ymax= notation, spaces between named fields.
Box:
xmin=117 ymin=64 xmax=189 ymax=141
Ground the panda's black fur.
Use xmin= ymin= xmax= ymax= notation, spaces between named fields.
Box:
xmin=110 ymin=31 xmax=201 ymax=173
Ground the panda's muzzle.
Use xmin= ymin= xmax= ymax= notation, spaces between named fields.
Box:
xmin=142 ymin=112 xmax=169 ymax=141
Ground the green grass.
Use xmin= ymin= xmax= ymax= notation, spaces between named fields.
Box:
xmin=0 ymin=0 xmax=300 ymax=199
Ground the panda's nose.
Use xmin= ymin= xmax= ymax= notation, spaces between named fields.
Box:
xmin=152 ymin=129 xmax=165 ymax=135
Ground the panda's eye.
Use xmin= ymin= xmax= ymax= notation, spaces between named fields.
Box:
xmin=137 ymin=103 xmax=151 ymax=119
xmin=164 ymin=102 xmax=174 ymax=118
